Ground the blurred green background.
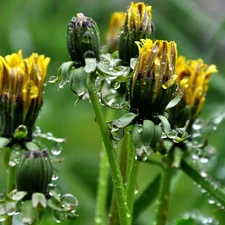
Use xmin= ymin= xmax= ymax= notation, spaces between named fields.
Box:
xmin=0 ymin=0 xmax=225 ymax=224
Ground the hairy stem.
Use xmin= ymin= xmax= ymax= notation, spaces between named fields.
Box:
xmin=125 ymin=134 xmax=139 ymax=224
xmin=108 ymin=129 xmax=129 ymax=225
xmin=86 ymin=74 xmax=130 ymax=225
xmin=154 ymin=148 xmax=174 ymax=225
xmin=95 ymin=109 xmax=115 ymax=225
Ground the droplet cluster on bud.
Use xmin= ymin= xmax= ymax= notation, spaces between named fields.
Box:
xmin=0 ymin=51 xmax=50 ymax=141
xmin=118 ymin=2 xmax=154 ymax=65
xmin=130 ymin=39 xmax=178 ymax=123
xmin=16 ymin=150 xmax=53 ymax=199
xmin=67 ymin=13 xmax=100 ymax=67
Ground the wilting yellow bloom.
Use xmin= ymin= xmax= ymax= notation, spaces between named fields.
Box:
xmin=0 ymin=50 xmax=50 ymax=140
xmin=118 ymin=2 xmax=154 ymax=65
xmin=176 ymin=56 xmax=217 ymax=119
xmin=126 ymin=2 xmax=152 ymax=33
xmin=104 ymin=12 xmax=125 ymax=53
xmin=130 ymin=39 xmax=178 ymax=122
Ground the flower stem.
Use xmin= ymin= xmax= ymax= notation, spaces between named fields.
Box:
xmin=86 ymin=74 xmax=130 ymax=225
xmin=180 ymin=158 xmax=225 ymax=207
xmin=3 ymin=148 xmax=17 ymax=225
xmin=125 ymin=133 xmax=139 ymax=223
xmin=95 ymin=109 xmax=114 ymax=225
xmin=154 ymin=148 xmax=174 ymax=225
xmin=108 ymin=129 xmax=129 ymax=225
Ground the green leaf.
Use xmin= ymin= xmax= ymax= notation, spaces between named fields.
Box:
xmin=133 ymin=174 xmax=161 ymax=221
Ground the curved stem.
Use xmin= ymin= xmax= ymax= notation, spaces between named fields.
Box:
xmin=86 ymin=74 xmax=130 ymax=225
xmin=180 ymin=158 xmax=225 ymax=207
xmin=125 ymin=134 xmax=139 ymax=223
xmin=95 ymin=109 xmax=114 ymax=225
xmin=154 ymin=148 xmax=174 ymax=225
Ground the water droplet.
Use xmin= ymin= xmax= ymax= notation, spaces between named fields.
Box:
xmin=61 ymin=194 xmax=78 ymax=210
xmin=53 ymin=210 xmax=66 ymax=223
xmin=52 ymin=168 xmax=59 ymax=181
xmin=126 ymin=212 xmax=131 ymax=218
xmin=134 ymin=183 xmax=139 ymax=195
xmin=49 ymin=76 xmax=58 ymax=83
xmin=51 ymin=143 xmax=62 ymax=156
xmin=208 ymin=198 xmax=215 ymax=204
xmin=111 ymin=81 xmax=120 ymax=90
xmin=48 ymin=183 xmax=61 ymax=196
xmin=9 ymin=151 xmax=20 ymax=167
xmin=192 ymin=123 xmax=201 ymax=130
xmin=135 ymin=146 xmax=149 ymax=161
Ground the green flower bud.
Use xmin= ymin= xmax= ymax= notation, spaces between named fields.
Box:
xmin=67 ymin=13 xmax=100 ymax=67
xmin=130 ymin=39 xmax=178 ymax=123
xmin=118 ymin=2 xmax=154 ymax=65
xmin=16 ymin=150 xmax=53 ymax=199
xmin=0 ymin=50 xmax=50 ymax=141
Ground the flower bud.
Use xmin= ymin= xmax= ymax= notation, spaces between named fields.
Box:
xmin=104 ymin=12 xmax=126 ymax=53
xmin=67 ymin=13 xmax=100 ymax=67
xmin=130 ymin=39 xmax=178 ymax=123
xmin=16 ymin=150 xmax=53 ymax=199
xmin=118 ymin=2 xmax=154 ymax=65
xmin=169 ymin=56 xmax=217 ymax=128
xmin=0 ymin=50 xmax=50 ymax=141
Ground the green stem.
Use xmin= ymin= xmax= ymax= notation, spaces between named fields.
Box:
xmin=180 ymin=159 xmax=225 ymax=207
xmin=108 ymin=129 xmax=129 ymax=225
xmin=86 ymin=74 xmax=130 ymax=225
xmin=3 ymin=149 xmax=17 ymax=225
xmin=154 ymin=148 xmax=174 ymax=225
xmin=125 ymin=134 xmax=139 ymax=223
xmin=95 ymin=109 xmax=114 ymax=225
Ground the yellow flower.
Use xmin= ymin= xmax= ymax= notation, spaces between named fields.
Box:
xmin=176 ymin=56 xmax=217 ymax=119
xmin=130 ymin=39 xmax=178 ymax=122
xmin=118 ymin=2 xmax=154 ymax=65
xmin=127 ymin=2 xmax=152 ymax=33
xmin=104 ymin=12 xmax=126 ymax=53
xmin=0 ymin=50 xmax=50 ymax=140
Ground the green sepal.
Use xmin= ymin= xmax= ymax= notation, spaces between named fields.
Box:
xmin=97 ymin=54 xmax=130 ymax=78
xmin=32 ymin=193 xmax=47 ymax=209
xmin=69 ymin=67 xmax=88 ymax=98
xmin=141 ymin=120 xmax=155 ymax=146
xmin=84 ymin=58 xmax=97 ymax=73
xmin=130 ymin=58 xmax=138 ymax=70
xmin=131 ymin=124 xmax=142 ymax=149
xmin=0 ymin=137 xmax=11 ymax=149
xmin=24 ymin=142 xmax=40 ymax=151
xmin=151 ymin=125 xmax=162 ymax=147
xmin=110 ymin=112 xmax=137 ymax=129
xmin=156 ymin=115 xmax=171 ymax=134
xmin=166 ymin=91 xmax=183 ymax=110
xmin=57 ymin=61 xmax=75 ymax=89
